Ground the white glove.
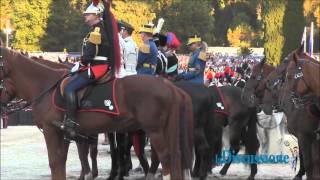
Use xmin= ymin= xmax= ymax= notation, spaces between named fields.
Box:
xmin=71 ymin=62 xmax=81 ymax=73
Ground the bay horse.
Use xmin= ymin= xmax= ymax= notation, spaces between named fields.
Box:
xmin=0 ymin=47 xmax=194 ymax=180
xmin=30 ymin=57 xmax=149 ymax=180
xmin=28 ymin=57 xmax=100 ymax=180
xmin=242 ymin=46 xmax=318 ymax=179
xmin=261 ymin=48 xmax=319 ymax=179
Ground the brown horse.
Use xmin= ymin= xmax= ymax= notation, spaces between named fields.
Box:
xmin=0 ymin=47 xmax=194 ymax=180
xmin=245 ymin=46 xmax=319 ymax=179
xmin=28 ymin=57 xmax=100 ymax=180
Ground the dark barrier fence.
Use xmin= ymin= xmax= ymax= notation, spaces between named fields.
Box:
xmin=7 ymin=110 xmax=34 ymax=126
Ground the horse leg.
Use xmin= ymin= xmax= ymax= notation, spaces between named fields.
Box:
xmin=245 ymin=111 xmax=259 ymax=180
xmin=107 ymin=133 xmax=118 ymax=180
xmin=132 ymin=130 xmax=149 ymax=176
xmin=311 ymin=140 xmax=320 ymax=179
xmin=147 ymin=145 xmax=160 ymax=179
xmin=76 ymin=139 xmax=92 ymax=180
xmin=294 ymin=146 xmax=305 ymax=179
xmin=89 ymin=134 xmax=98 ymax=178
xmin=299 ymin=135 xmax=313 ymax=179
xmin=192 ymin=147 xmax=200 ymax=178
xmin=148 ymin=132 xmax=171 ymax=179
xmin=220 ymin=125 xmax=241 ymax=176
xmin=124 ymin=133 xmax=133 ymax=176
xmin=116 ymin=133 xmax=127 ymax=180
xmin=43 ymin=125 xmax=70 ymax=180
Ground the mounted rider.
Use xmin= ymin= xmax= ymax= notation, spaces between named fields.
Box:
xmin=154 ymin=32 xmax=181 ymax=78
xmin=136 ymin=23 xmax=158 ymax=75
xmin=117 ymin=20 xmax=138 ymax=77
xmin=62 ymin=0 xmax=120 ymax=140
xmin=175 ymin=35 xmax=207 ymax=84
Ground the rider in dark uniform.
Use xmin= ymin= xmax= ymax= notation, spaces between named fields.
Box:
xmin=62 ymin=1 xmax=119 ymax=140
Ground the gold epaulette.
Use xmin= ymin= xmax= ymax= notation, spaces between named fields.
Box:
xmin=139 ymin=44 xmax=150 ymax=54
xmin=198 ymin=51 xmax=207 ymax=61
xmin=88 ymin=27 xmax=101 ymax=45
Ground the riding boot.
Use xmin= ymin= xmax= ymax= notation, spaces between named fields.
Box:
xmin=63 ymin=92 xmax=78 ymax=140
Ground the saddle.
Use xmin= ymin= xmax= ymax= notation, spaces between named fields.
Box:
xmin=52 ymin=73 xmax=120 ymax=115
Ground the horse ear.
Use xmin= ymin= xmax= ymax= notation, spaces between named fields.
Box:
xmin=297 ymin=43 xmax=304 ymax=55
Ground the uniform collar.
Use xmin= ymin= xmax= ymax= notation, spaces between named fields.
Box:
xmin=124 ymin=36 xmax=132 ymax=42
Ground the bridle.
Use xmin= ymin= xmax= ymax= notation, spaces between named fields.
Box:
xmin=0 ymin=48 xmax=68 ymax=107
xmin=286 ymin=59 xmax=316 ymax=109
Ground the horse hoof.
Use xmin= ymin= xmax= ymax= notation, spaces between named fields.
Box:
xmin=145 ymin=173 xmax=156 ymax=180
xmin=84 ymin=172 xmax=93 ymax=180
xmin=247 ymin=175 xmax=255 ymax=180
xmin=219 ymin=169 xmax=227 ymax=176
xmin=292 ymin=176 xmax=302 ymax=180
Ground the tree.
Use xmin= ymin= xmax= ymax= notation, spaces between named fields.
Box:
xmin=40 ymin=0 xmax=88 ymax=52
xmin=11 ymin=0 xmax=51 ymax=51
xmin=111 ymin=0 xmax=156 ymax=47
xmin=227 ymin=23 xmax=255 ymax=47
xmin=282 ymin=0 xmax=305 ymax=59
xmin=155 ymin=0 xmax=215 ymax=52
xmin=262 ymin=0 xmax=287 ymax=66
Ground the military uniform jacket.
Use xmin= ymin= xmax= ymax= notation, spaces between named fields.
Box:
xmin=136 ymin=39 xmax=158 ymax=75
xmin=181 ymin=48 xmax=206 ymax=84
xmin=80 ymin=21 xmax=111 ymax=79
xmin=81 ymin=21 xmax=110 ymax=66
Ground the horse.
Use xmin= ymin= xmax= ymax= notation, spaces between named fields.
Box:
xmin=20 ymin=57 xmax=150 ymax=180
xmin=207 ymin=85 xmax=259 ymax=180
xmin=154 ymin=54 xmax=259 ymax=179
xmin=0 ymin=47 xmax=194 ymax=180
xmin=261 ymin=48 xmax=319 ymax=179
xmin=26 ymin=57 xmax=100 ymax=180
xmin=242 ymin=46 xmax=318 ymax=179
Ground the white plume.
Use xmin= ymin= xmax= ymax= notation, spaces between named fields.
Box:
xmin=153 ymin=18 xmax=165 ymax=35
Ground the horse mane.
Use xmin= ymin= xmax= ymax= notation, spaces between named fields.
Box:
xmin=2 ymin=48 xmax=64 ymax=74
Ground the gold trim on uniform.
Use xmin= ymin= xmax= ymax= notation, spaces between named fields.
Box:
xmin=139 ymin=44 xmax=150 ymax=54
xmin=88 ymin=27 xmax=101 ymax=45
xmin=198 ymin=51 xmax=207 ymax=61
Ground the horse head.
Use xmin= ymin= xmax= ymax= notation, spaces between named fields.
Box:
xmin=0 ymin=48 xmax=17 ymax=105
xmin=242 ymin=58 xmax=274 ymax=107
xmin=287 ymin=47 xmax=318 ymax=95
xmin=261 ymin=51 xmax=296 ymax=115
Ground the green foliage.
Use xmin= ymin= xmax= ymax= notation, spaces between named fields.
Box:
xmin=212 ymin=0 xmax=262 ymax=46
xmin=11 ymin=0 xmax=51 ymax=51
xmin=237 ymin=46 xmax=252 ymax=57
xmin=155 ymin=0 xmax=215 ymax=53
xmin=262 ymin=0 xmax=286 ymax=66
xmin=282 ymin=0 xmax=305 ymax=60
xmin=112 ymin=0 xmax=156 ymax=47
xmin=40 ymin=0 xmax=88 ymax=52
xmin=227 ymin=23 xmax=255 ymax=47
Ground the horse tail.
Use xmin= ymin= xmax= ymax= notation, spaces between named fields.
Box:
xmin=167 ymin=86 xmax=183 ymax=179
xmin=245 ymin=107 xmax=260 ymax=155
xmin=179 ymin=90 xmax=194 ymax=175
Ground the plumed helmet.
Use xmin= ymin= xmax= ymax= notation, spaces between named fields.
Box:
xmin=83 ymin=0 xmax=104 ymax=15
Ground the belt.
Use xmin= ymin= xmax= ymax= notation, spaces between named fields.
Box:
xmin=143 ymin=63 xmax=156 ymax=69
xmin=94 ymin=56 xmax=108 ymax=61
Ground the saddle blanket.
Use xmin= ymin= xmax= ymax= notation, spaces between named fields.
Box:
xmin=52 ymin=79 xmax=120 ymax=115
xmin=211 ymin=86 xmax=229 ymax=116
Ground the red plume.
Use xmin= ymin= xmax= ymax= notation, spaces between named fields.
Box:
xmin=103 ymin=0 xmax=121 ymax=74
xmin=93 ymin=0 xmax=99 ymax=6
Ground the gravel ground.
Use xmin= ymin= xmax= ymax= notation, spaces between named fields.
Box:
xmin=1 ymin=126 xmax=303 ymax=180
